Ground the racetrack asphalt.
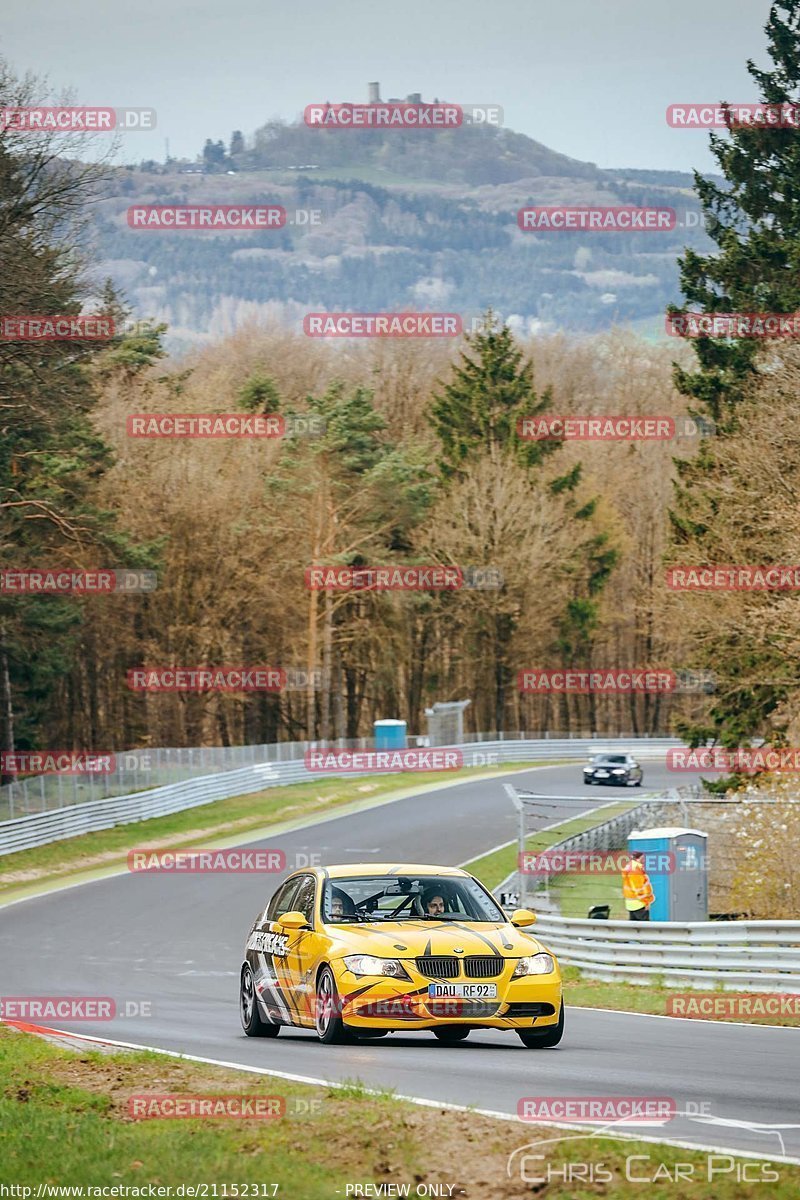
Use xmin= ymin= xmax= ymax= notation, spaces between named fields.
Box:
xmin=2 ymin=759 xmax=798 ymax=1164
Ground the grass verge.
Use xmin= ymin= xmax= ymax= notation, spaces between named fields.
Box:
xmin=560 ymin=966 xmax=800 ymax=1028
xmin=466 ymin=808 xmax=800 ymax=1029
xmin=1 ymin=1024 xmax=796 ymax=1197
xmin=465 ymin=798 xmax=634 ymax=891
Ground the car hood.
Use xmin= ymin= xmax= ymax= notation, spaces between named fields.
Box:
xmin=326 ymin=919 xmax=546 ymax=958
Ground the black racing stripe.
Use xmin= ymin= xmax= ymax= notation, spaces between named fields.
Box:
xmin=423 ymin=937 xmax=432 ymax=957
xmin=256 ymin=957 xmax=295 ymax=1024
xmin=353 ymin=925 xmax=414 ymax=945
xmin=447 ymin=923 xmax=507 ymax=954
xmin=342 ymin=981 xmax=383 ymax=1002
xmin=275 ymin=956 xmax=306 ymax=1024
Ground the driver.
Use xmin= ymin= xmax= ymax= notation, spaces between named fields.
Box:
xmin=421 ymin=887 xmax=446 ymax=917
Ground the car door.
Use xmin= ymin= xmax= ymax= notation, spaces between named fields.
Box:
xmin=280 ymin=873 xmax=319 ymax=1026
xmin=247 ymin=876 xmax=302 ymax=1026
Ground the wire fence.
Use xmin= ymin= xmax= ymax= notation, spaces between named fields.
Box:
xmin=0 ymin=730 xmax=673 ymax=821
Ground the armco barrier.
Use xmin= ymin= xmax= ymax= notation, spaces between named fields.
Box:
xmin=0 ymin=737 xmax=676 ymax=857
xmin=530 ymin=913 xmax=800 ymax=993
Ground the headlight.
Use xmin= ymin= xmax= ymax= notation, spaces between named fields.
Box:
xmin=611 ymin=768 xmax=626 ymax=774
xmin=512 ymin=953 xmax=555 ymax=977
xmin=343 ymin=954 xmax=410 ymax=979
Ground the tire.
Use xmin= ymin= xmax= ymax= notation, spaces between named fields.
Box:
xmin=433 ymin=1027 xmax=470 ymax=1043
xmin=583 ymin=777 xmax=591 ymax=785
xmin=636 ymin=778 xmax=643 ymax=787
xmin=240 ymin=963 xmax=280 ymax=1037
xmin=315 ymin=965 xmax=348 ymax=1044
xmin=517 ymin=1003 xmax=564 ymax=1048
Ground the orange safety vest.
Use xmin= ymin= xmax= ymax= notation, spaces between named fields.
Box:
xmin=621 ymin=857 xmax=655 ymax=910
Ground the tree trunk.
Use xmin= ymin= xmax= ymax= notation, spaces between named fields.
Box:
xmin=0 ymin=620 xmax=15 ymax=785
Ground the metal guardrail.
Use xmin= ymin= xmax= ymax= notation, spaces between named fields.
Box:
xmin=496 ymin=782 xmax=800 ymax=992
xmin=0 ymin=730 xmax=676 ymax=819
xmin=531 ymin=914 xmax=800 ymax=993
xmin=0 ymin=737 xmax=677 ymax=857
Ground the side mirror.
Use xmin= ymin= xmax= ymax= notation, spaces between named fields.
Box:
xmin=276 ymin=910 xmax=310 ymax=931
xmin=510 ymin=908 xmax=537 ymax=928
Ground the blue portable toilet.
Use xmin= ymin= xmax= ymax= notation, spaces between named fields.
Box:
xmin=374 ymin=719 xmax=407 ymax=749
xmin=627 ymin=827 xmax=708 ymax=922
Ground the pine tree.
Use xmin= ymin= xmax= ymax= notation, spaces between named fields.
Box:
xmin=671 ymin=0 xmax=800 ymax=431
xmin=668 ymin=1 xmax=800 ymax=749
xmin=430 ymin=315 xmax=559 ymax=479
xmin=0 ymin=64 xmax=149 ymax=770
xmin=430 ymin=314 xmax=618 ymax=730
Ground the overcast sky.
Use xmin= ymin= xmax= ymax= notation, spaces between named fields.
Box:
xmin=1 ymin=0 xmax=775 ymax=172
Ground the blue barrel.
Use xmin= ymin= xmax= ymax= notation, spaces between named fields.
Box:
xmin=374 ymin=719 xmax=407 ymax=749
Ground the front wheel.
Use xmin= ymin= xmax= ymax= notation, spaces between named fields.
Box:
xmin=433 ymin=1027 xmax=470 ymax=1043
xmin=315 ymin=966 xmax=348 ymax=1044
xmin=517 ymin=1003 xmax=564 ymax=1048
xmin=240 ymin=964 xmax=280 ymax=1037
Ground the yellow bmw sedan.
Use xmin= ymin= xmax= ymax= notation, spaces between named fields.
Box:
xmin=239 ymin=863 xmax=563 ymax=1047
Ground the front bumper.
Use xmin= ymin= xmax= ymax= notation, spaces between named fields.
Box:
xmin=332 ymin=963 xmax=563 ymax=1030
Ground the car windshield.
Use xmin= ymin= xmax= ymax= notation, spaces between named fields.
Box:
xmin=595 ymin=755 xmax=627 ymax=764
xmin=322 ymin=875 xmax=505 ymax=924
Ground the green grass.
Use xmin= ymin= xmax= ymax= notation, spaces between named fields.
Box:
xmin=551 ymin=868 xmax=627 ymax=918
xmin=2 ymin=1024 xmax=797 ymax=1194
xmin=467 ymin=805 xmax=800 ymax=1028
xmin=561 ymin=965 xmax=800 ymax=1027
xmin=465 ymin=799 xmax=635 ymax=891
xmin=0 ymin=761 xmax=559 ymax=900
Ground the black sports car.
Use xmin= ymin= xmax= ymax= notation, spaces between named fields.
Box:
xmin=583 ymin=753 xmax=643 ymax=787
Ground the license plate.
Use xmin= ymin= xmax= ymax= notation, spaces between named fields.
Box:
xmin=427 ymin=983 xmax=497 ymax=999
xmin=596 ymin=770 xmax=609 ymax=777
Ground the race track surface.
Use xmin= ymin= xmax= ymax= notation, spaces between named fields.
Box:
xmin=2 ymin=760 xmax=797 ymax=1162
